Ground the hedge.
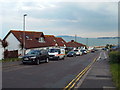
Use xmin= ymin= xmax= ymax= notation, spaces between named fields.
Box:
xmin=109 ymin=51 xmax=120 ymax=63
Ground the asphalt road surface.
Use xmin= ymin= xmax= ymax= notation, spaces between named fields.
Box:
xmin=2 ymin=51 xmax=100 ymax=88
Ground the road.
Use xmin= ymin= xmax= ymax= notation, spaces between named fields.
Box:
xmin=2 ymin=51 xmax=100 ymax=88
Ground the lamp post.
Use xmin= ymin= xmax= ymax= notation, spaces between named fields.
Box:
xmin=23 ymin=14 xmax=27 ymax=56
xmin=86 ymin=38 xmax=88 ymax=49
xmin=75 ymin=34 xmax=77 ymax=42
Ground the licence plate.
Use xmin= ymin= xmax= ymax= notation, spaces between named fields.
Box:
xmin=24 ymin=58 xmax=29 ymax=60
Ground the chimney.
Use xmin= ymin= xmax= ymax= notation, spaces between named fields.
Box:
xmin=71 ymin=40 xmax=74 ymax=42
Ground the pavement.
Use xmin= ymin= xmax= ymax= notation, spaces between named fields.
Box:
xmin=78 ymin=51 xmax=116 ymax=89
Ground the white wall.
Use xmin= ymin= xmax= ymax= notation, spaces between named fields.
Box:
xmin=6 ymin=33 xmax=21 ymax=54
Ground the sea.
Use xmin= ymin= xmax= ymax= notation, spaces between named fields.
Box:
xmin=60 ymin=37 xmax=119 ymax=47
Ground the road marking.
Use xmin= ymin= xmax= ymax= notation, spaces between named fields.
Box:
xmin=103 ymin=51 xmax=107 ymax=59
xmin=97 ymin=52 xmax=102 ymax=61
xmin=64 ymin=57 xmax=97 ymax=90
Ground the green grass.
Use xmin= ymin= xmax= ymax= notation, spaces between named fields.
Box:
xmin=110 ymin=63 xmax=120 ymax=90
xmin=1 ymin=58 xmax=22 ymax=63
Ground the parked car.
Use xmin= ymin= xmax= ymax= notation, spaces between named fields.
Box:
xmin=67 ymin=51 xmax=76 ymax=57
xmin=74 ymin=49 xmax=82 ymax=56
xmin=48 ymin=48 xmax=65 ymax=60
xmin=91 ymin=49 xmax=95 ymax=53
xmin=102 ymin=48 xmax=107 ymax=50
xmin=80 ymin=50 xmax=87 ymax=54
xmin=22 ymin=50 xmax=49 ymax=65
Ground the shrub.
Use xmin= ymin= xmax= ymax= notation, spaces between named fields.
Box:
xmin=109 ymin=51 xmax=120 ymax=63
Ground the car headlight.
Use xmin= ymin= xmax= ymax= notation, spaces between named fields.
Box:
xmin=31 ymin=57 xmax=36 ymax=59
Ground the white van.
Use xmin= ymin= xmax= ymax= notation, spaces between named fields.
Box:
xmin=48 ymin=48 xmax=65 ymax=60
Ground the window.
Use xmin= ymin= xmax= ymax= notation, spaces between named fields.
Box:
xmin=38 ymin=37 xmax=45 ymax=43
xmin=26 ymin=36 xmax=29 ymax=39
xmin=62 ymin=41 xmax=64 ymax=43
xmin=54 ymin=39 xmax=56 ymax=42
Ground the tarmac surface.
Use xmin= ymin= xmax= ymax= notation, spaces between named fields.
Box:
xmin=2 ymin=50 xmax=115 ymax=89
xmin=2 ymin=51 xmax=99 ymax=88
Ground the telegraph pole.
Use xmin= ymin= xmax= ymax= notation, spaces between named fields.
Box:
xmin=75 ymin=34 xmax=77 ymax=42
xmin=23 ymin=14 xmax=27 ymax=55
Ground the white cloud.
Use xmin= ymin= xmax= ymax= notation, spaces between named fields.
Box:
xmin=0 ymin=1 xmax=118 ymax=39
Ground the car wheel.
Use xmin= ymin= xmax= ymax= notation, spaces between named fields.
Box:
xmin=61 ymin=56 xmax=65 ymax=60
xmin=57 ymin=56 xmax=60 ymax=60
xmin=23 ymin=62 xmax=26 ymax=64
xmin=45 ymin=58 xmax=49 ymax=63
xmin=36 ymin=59 xmax=40 ymax=65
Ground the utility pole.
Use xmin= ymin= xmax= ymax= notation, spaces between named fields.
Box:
xmin=75 ymin=34 xmax=77 ymax=42
xmin=23 ymin=14 xmax=27 ymax=56
xmin=86 ymin=38 xmax=88 ymax=47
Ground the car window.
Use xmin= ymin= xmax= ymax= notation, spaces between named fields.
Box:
xmin=42 ymin=50 xmax=47 ymax=55
xmin=68 ymin=52 xmax=74 ymax=54
xmin=49 ymin=49 xmax=60 ymax=53
xmin=27 ymin=50 xmax=40 ymax=55
xmin=74 ymin=50 xmax=78 ymax=52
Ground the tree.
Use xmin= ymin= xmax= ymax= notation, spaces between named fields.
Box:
xmin=19 ymin=43 xmax=24 ymax=50
xmin=1 ymin=40 xmax=8 ymax=59
xmin=105 ymin=44 xmax=110 ymax=49
xmin=2 ymin=40 xmax=8 ymax=51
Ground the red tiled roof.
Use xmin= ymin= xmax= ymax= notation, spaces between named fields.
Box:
xmin=44 ymin=35 xmax=57 ymax=47
xmin=3 ymin=30 xmax=67 ymax=49
xmin=55 ymin=37 xmax=67 ymax=47
xmin=44 ymin=35 xmax=67 ymax=47
xmin=4 ymin=30 xmax=48 ymax=49
xmin=66 ymin=40 xmax=86 ymax=47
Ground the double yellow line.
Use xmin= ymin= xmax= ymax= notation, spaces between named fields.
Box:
xmin=64 ymin=57 xmax=97 ymax=90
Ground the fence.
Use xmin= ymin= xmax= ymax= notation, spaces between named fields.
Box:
xmin=4 ymin=50 xmax=18 ymax=59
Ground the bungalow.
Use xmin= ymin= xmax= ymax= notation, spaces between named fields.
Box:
xmin=45 ymin=35 xmax=67 ymax=48
xmin=3 ymin=30 xmax=67 ymax=57
xmin=66 ymin=40 xmax=86 ymax=50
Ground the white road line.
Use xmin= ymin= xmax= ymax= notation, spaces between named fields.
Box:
xmin=103 ymin=52 xmax=107 ymax=59
xmin=97 ymin=52 xmax=102 ymax=61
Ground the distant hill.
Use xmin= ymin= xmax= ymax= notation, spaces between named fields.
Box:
xmin=97 ymin=37 xmax=120 ymax=39
xmin=56 ymin=35 xmax=82 ymax=38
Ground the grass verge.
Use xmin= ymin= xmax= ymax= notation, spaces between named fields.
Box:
xmin=110 ymin=63 xmax=120 ymax=90
xmin=0 ymin=58 xmax=21 ymax=63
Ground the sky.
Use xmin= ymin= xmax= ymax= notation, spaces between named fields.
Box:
xmin=0 ymin=0 xmax=118 ymax=39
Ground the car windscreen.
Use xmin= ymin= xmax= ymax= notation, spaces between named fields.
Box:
xmin=74 ymin=50 xmax=78 ymax=52
xmin=68 ymin=52 xmax=74 ymax=54
xmin=27 ymin=50 xmax=40 ymax=55
xmin=48 ymin=49 xmax=59 ymax=53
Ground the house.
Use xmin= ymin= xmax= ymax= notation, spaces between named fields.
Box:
xmin=0 ymin=39 xmax=4 ymax=60
xmin=45 ymin=35 xmax=67 ymax=48
xmin=3 ymin=30 xmax=50 ymax=56
xmin=66 ymin=40 xmax=86 ymax=50
xmin=3 ymin=30 xmax=67 ymax=57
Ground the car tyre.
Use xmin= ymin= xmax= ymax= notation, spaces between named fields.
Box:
xmin=36 ymin=59 xmax=40 ymax=65
xmin=57 ymin=56 xmax=60 ymax=60
xmin=45 ymin=58 xmax=49 ymax=63
xmin=23 ymin=62 xmax=26 ymax=64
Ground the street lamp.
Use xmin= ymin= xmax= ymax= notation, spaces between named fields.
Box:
xmin=86 ymin=38 xmax=88 ymax=49
xmin=23 ymin=14 xmax=27 ymax=56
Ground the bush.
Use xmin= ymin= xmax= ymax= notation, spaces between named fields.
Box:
xmin=109 ymin=51 xmax=120 ymax=63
